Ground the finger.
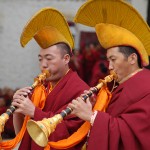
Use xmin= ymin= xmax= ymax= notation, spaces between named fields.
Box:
xmin=82 ymin=89 xmax=93 ymax=98
xmin=18 ymin=90 xmax=31 ymax=95
xmin=13 ymin=95 xmax=22 ymax=100
xmin=71 ymin=99 xmax=78 ymax=105
xmin=18 ymin=91 xmax=29 ymax=96
xmin=83 ymin=90 xmax=89 ymax=95
xmin=20 ymin=95 xmax=27 ymax=101
xmin=80 ymin=94 xmax=90 ymax=102
xmin=78 ymin=95 xmax=85 ymax=101
xmin=12 ymin=101 xmax=22 ymax=108
xmin=68 ymin=103 xmax=73 ymax=108
xmin=86 ymin=98 xmax=92 ymax=105
xmin=80 ymin=93 xmax=86 ymax=97
xmin=89 ymin=87 xmax=95 ymax=91
xmin=76 ymin=97 xmax=88 ymax=107
xmin=13 ymin=94 xmax=27 ymax=100
xmin=19 ymin=95 xmax=26 ymax=101
xmin=16 ymin=87 xmax=32 ymax=94
xmin=88 ymin=87 xmax=96 ymax=96
xmin=76 ymin=97 xmax=83 ymax=101
xmin=68 ymin=103 xmax=76 ymax=110
xmin=13 ymin=98 xmax=24 ymax=104
xmin=13 ymin=92 xmax=28 ymax=99
xmin=14 ymin=108 xmax=24 ymax=114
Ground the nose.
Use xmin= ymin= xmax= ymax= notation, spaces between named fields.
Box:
xmin=108 ymin=62 xmax=113 ymax=70
xmin=40 ymin=59 xmax=48 ymax=70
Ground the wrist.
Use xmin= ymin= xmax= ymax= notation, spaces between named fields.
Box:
xmin=90 ymin=110 xmax=98 ymax=126
xmin=87 ymin=111 xmax=94 ymax=121
xmin=30 ymin=106 xmax=35 ymax=118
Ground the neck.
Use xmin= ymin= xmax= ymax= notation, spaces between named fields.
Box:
xmin=119 ymin=68 xmax=143 ymax=84
xmin=50 ymin=68 xmax=70 ymax=89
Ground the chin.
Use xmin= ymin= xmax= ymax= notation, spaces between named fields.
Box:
xmin=46 ymin=77 xmax=52 ymax=82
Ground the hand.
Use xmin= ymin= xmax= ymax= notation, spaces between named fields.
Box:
xmin=12 ymin=87 xmax=35 ymax=118
xmin=81 ymin=88 xmax=96 ymax=107
xmin=13 ymin=87 xmax=32 ymax=99
xmin=68 ymin=97 xmax=93 ymax=122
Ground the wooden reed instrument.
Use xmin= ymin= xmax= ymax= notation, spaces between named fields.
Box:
xmin=26 ymin=71 xmax=117 ymax=147
xmin=0 ymin=70 xmax=50 ymax=141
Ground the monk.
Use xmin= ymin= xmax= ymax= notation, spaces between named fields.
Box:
xmin=68 ymin=0 xmax=150 ymax=150
xmin=12 ymin=8 xmax=89 ymax=150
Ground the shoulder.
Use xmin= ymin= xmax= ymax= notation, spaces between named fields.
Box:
xmin=133 ymin=69 xmax=150 ymax=88
xmin=123 ymin=69 xmax=150 ymax=100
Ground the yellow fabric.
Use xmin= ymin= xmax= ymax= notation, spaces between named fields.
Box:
xmin=74 ymin=0 xmax=150 ymax=66
xmin=20 ymin=7 xmax=74 ymax=49
xmin=95 ymin=23 xmax=148 ymax=66
xmin=0 ymin=85 xmax=47 ymax=149
xmin=34 ymin=26 xmax=71 ymax=49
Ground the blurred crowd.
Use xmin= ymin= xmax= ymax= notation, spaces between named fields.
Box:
xmin=70 ymin=42 xmax=109 ymax=86
xmin=0 ymin=87 xmax=16 ymax=139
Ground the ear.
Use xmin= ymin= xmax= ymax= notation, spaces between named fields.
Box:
xmin=63 ymin=54 xmax=70 ymax=64
xmin=128 ymin=53 xmax=137 ymax=65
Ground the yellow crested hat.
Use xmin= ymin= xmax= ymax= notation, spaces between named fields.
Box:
xmin=20 ymin=8 xmax=74 ymax=50
xmin=74 ymin=0 xmax=150 ymax=66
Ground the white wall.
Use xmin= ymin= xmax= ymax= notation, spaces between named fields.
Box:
xmin=0 ymin=0 xmax=85 ymax=89
xmin=0 ymin=0 xmax=148 ymax=89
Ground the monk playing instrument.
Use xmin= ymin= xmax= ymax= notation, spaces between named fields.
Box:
xmin=68 ymin=0 xmax=150 ymax=150
xmin=0 ymin=8 xmax=89 ymax=150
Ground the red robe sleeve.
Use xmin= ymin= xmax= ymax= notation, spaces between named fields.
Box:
xmin=88 ymin=89 xmax=150 ymax=150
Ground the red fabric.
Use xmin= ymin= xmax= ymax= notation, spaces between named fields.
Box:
xmin=82 ymin=47 xmax=100 ymax=84
xmin=44 ymin=87 xmax=111 ymax=150
xmin=89 ymin=59 xmax=108 ymax=86
xmin=87 ymin=69 xmax=150 ymax=150
xmin=18 ymin=70 xmax=89 ymax=150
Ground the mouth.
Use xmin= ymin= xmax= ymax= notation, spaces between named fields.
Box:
xmin=110 ymin=70 xmax=118 ymax=81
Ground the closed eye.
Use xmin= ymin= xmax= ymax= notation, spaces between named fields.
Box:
xmin=38 ymin=57 xmax=42 ymax=62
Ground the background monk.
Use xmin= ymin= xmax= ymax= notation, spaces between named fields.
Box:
xmin=12 ymin=8 xmax=89 ymax=150
xmin=68 ymin=0 xmax=150 ymax=150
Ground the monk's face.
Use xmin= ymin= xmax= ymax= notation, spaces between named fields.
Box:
xmin=106 ymin=47 xmax=134 ymax=83
xmin=38 ymin=45 xmax=70 ymax=82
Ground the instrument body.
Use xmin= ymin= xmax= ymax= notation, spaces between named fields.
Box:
xmin=0 ymin=70 xmax=50 ymax=140
xmin=27 ymin=71 xmax=117 ymax=147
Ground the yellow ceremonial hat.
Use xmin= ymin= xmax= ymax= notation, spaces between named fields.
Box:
xmin=20 ymin=7 xmax=74 ymax=50
xmin=74 ymin=0 xmax=150 ymax=66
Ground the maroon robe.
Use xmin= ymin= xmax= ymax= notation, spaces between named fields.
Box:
xmin=87 ymin=68 xmax=150 ymax=150
xmin=19 ymin=70 xmax=89 ymax=150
